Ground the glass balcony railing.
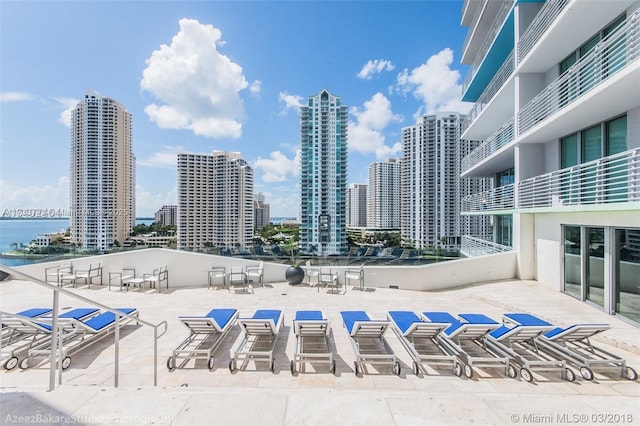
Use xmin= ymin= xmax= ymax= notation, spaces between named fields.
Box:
xmin=462 ymin=183 xmax=515 ymax=213
xmin=517 ymin=0 xmax=569 ymax=63
xmin=518 ymin=148 xmax=640 ymax=210
xmin=461 ymin=118 xmax=514 ymax=173
xmin=518 ymin=9 xmax=639 ymax=135
xmin=460 ymin=235 xmax=512 ymax=258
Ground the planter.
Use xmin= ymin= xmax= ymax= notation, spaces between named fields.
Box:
xmin=285 ymin=265 xmax=305 ymax=285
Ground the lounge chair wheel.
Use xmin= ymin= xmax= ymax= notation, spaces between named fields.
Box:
xmin=61 ymin=356 xmax=71 ymax=371
xmin=624 ymin=367 xmax=637 ymax=381
xmin=228 ymin=359 xmax=237 ymax=373
xmin=520 ymin=368 xmax=533 ymax=382
xmin=3 ymin=356 xmax=18 ymax=371
xmin=412 ymin=361 xmax=420 ymax=376
xmin=393 ymin=361 xmax=401 ymax=376
xmin=270 ymin=359 xmax=275 ymax=372
xmin=507 ymin=364 xmax=517 ymax=378
xmin=579 ymin=366 xmax=594 ymax=381
xmin=453 ymin=362 xmax=463 ymax=377
xmin=19 ymin=357 xmax=30 ymax=370
xmin=330 ymin=359 xmax=336 ymax=375
xmin=353 ymin=361 xmax=360 ymax=377
xmin=464 ymin=364 xmax=473 ymax=379
xmin=565 ymin=368 xmax=576 ymax=382
xmin=166 ymin=356 xmax=175 ymax=371
xmin=290 ymin=360 xmax=296 ymax=375
xmin=208 ymin=356 xmax=215 ymax=371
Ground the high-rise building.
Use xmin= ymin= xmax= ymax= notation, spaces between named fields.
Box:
xmin=254 ymin=193 xmax=270 ymax=230
xmin=346 ymin=183 xmax=367 ymax=228
xmin=70 ymin=91 xmax=135 ymax=251
xmin=367 ymin=158 xmax=401 ymax=229
xmin=299 ymin=89 xmax=348 ymax=256
xmin=177 ymin=151 xmax=253 ymax=250
xmin=401 ymin=113 xmax=491 ymax=250
xmin=154 ymin=205 xmax=177 ymax=226
xmin=459 ymin=0 xmax=639 ymax=321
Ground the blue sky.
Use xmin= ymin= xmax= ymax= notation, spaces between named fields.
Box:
xmin=0 ymin=0 xmax=471 ymax=218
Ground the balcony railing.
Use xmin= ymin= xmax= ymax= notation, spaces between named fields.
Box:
xmin=463 ymin=49 xmax=515 ymax=132
xmin=462 ymin=183 xmax=515 ymax=213
xmin=461 ymin=118 xmax=514 ymax=173
xmin=462 ymin=0 xmax=514 ymax=95
xmin=519 ymin=9 xmax=639 ymax=135
xmin=517 ymin=0 xmax=569 ymax=63
xmin=518 ymin=148 xmax=640 ymax=210
xmin=460 ymin=235 xmax=512 ymax=258
xmin=462 ymin=0 xmax=488 ymax=56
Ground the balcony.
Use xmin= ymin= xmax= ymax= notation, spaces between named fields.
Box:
xmin=460 ymin=235 xmax=512 ymax=258
xmin=517 ymin=0 xmax=569 ymax=63
xmin=518 ymin=10 xmax=640 ymax=136
xmin=518 ymin=148 xmax=640 ymax=211
xmin=461 ymin=118 xmax=514 ymax=175
xmin=462 ymin=183 xmax=515 ymax=214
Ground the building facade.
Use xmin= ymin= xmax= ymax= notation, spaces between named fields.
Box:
xmin=299 ymin=89 xmax=348 ymax=256
xmin=401 ymin=113 xmax=491 ymax=250
xmin=254 ymin=193 xmax=270 ymax=230
xmin=177 ymin=151 xmax=254 ymax=250
xmin=346 ymin=184 xmax=367 ymax=228
xmin=367 ymin=158 xmax=401 ymax=229
xmin=459 ymin=0 xmax=640 ymax=322
xmin=70 ymin=91 xmax=135 ymax=251
xmin=154 ymin=205 xmax=177 ymax=226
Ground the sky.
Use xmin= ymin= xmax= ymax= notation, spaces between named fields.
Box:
xmin=0 ymin=0 xmax=471 ymax=218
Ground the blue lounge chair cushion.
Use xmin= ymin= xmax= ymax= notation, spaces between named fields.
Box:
xmin=422 ymin=312 xmax=462 ymax=336
xmin=489 ymin=325 xmax=514 ymax=339
xmin=504 ymin=313 xmax=552 ymax=327
xmin=83 ymin=308 xmax=136 ymax=331
xmin=204 ymin=308 xmax=238 ymax=329
xmin=59 ymin=308 xmax=99 ymax=320
xmin=544 ymin=327 xmax=566 ymax=339
xmin=543 ymin=324 xmax=609 ymax=340
xmin=252 ymin=310 xmax=282 ymax=323
xmin=388 ymin=311 xmax=421 ymax=334
xmin=340 ymin=311 xmax=370 ymax=334
xmin=458 ymin=313 xmax=499 ymax=325
xmin=295 ymin=310 xmax=323 ymax=321
xmin=16 ymin=308 xmax=52 ymax=318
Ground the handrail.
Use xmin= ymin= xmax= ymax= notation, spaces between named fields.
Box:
xmin=462 ymin=117 xmax=515 ymax=173
xmin=0 ymin=264 xmax=168 ymax=391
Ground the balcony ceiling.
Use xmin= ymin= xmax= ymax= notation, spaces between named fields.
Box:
xmin=519 ymin=0 xmax=637 ymax=73
xmin=462 ymin=79 xmax=515 ymax=141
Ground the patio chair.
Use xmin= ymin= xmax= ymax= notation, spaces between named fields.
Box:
xmin=503 ymin=313 xmax=638 ymax=381
xmin=61 ymin=263 xmax=103 ymax=289
xmin=167 ymin=308 xmax=239 ymax=371
xmin=245 ymin=262 xmax=264 ymax=287
xmin=291 ymin=310 xmax=336 ymax=375
xmin=304 ymin=260 xmax=320 ymax=286
xmin=340 ymin=310 xmax=400 ymax=376
xmin=344 ymin=264 xmax=365 ymax=291
xmin=44 ymin=263 xmax=73 ymax=286
xmin=317 ymin=268 xmax=341 ymax=294
xmin=208 ymin=266 xmax=227 ymax=289
xmin=229 ymin=309 xmax=283 ymax=372
xmin=108 ymin=268 xmax=137 ymax=291
xmin=143 ymin=266 xmax=169 ymax=292
xmin=387 ymin=310 xmax=457 ymax=376
xmin=227 ymin=267 xmax=251 ymax=293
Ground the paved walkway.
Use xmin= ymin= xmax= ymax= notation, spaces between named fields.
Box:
xmin=1 ymin=278 xmax=639 ymax=425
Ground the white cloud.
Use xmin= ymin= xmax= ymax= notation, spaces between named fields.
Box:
xmin=136 ymin=184 xmax=177 ymax=217
xmin=348 ymin=92 xmax=403 ymax=159
xmin=140 ymin=18 xmax=249 ymax=139
xmin=357 ymin=59 xmax=395 ymax=80
xmin=0 ymin=177 xmax=69 ymax=212
xmin=54 ymin=97 xmax=80 ymax=128
xmin=278 ymin=91 xmax=303 ymax=115
xmin=249 ymin=80 xmax=262 ymax=95
xmin=0 ymin=92 xmax=34 ymax=102
xmin=260 ymin=188 xmax=300 ymax=218
xmin=137 ymin=145 xmax=186 ymax=168
xmin=395 ymin=48 xmax=472 ymax=114
xmin=253 ymin=149 xmax=300 ymax=182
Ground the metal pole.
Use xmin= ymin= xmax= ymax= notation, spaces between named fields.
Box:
xmin=48 ymin=289 xmax=59 ymax=391
xmin=154 ymin=327 xmax=158 ymax=386
xmin=114 ymin=314 xmax=119 ymax=388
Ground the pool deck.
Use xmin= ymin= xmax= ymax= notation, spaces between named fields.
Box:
xmin=1 ymin=278 xmax=639 ymax=426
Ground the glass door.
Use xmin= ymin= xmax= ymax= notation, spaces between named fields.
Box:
xmin=585 ymin=228 xmax=605 ymax=307
xmin=563 ymin=226 xmax=582 ymax=298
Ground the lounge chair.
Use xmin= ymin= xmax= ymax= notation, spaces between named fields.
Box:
xmin=503 ymin=313 xmax=638 ymax=381
xmin=483 ymin=316 xmax=575 ymax=382
xmin=421 ymin=312 xmax=508 ymax=378
xmin=1 ymin=308 xmax=99 ymax=371
xmin=387 ymin=311 xmax=457 ymax=376
xmin=291 ymin=310 xmax=336 ymax=375
xmin=245 ymin=262 xmax=264 ymax=287
xmin=168 ymin=308 xmax=239 ymax=371
xmin=25 ymin=308 xmax=138 ymax=370
xmin=229 ymin=309 xmax=283 ymax=372
xmin=340 ymin=311 xmax=400 ymax=376
xmin=344 ymin=264 xmax=365 ymax=291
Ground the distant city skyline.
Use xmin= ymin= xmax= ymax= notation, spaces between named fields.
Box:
xmin=0 ymin=1 xmax=470 ymax=217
